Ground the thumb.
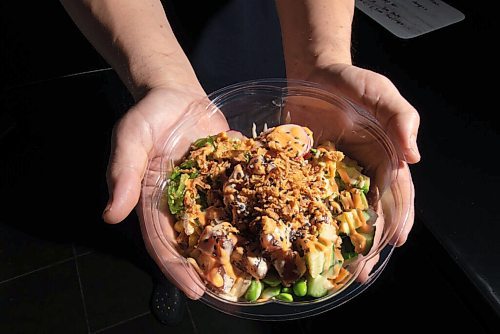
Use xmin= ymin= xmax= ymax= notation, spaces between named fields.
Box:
xmin=370 ymin=86 xmax=421 ymax=164
xmin=355 ymin=74 xmax=421 ymax=164
xmin=323 ymin=65 xmax=421 ymax=163
xmin=103 ymin=114 xmax=152 ymax=224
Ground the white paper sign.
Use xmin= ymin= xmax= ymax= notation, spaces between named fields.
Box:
xmin=355 ymin=0 xmax=465 ymax=39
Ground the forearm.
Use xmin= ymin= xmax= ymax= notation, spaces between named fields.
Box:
xmin=275 ymin=0 xmax=354 ymax=78
xmin=60 ymin=0 xmax=199 ymax=99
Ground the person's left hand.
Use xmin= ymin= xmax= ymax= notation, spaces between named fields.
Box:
xmin=288 ymin=63 xmax=420 ymax=282
xmin=103 ymin=83 xmax=229 ymax=299
xmin=299 ymin=63 xmax=420 ymax=242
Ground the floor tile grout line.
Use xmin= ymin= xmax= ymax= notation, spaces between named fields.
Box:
xmin=75 ymin=250 xmax=94 ymax=258
xmin=0 ymin=248 xmax=94 ymax=286
xmin=72 ymin=244 xmax=92 ymax=334
xmin=0 ymin=257 xmax=74 ymax=285
xmin=90 ymin=310 xmax=151 ymax=334
xmin=186 ymin=303 xmax=199 ymax=334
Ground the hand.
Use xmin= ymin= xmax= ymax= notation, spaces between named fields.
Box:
xmin=102 ymin=84 xmax=229 ymax=299
xmin=287 ymin=63 xmax=420 ymax=282
xmin=298 ymin=63 xmax=420 ymax=245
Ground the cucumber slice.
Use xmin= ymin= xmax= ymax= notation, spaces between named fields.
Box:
xmin=361 ymin=210 xmax=371 ymax=222
xmin=319 ymin=245 xmax=336 ymax=274
xmin=306 ymin=274 xmax=329 ymax=298
xmin=306 ymin=250 xmax=325 ymax=278
xmin=362 ymin=208 xmax=378 ymax=226
xmin=359 ymin=191 xmax=369 ymax=209
xmin=345 ymin=166 xmax=361 ymax=185
xmin=344 ymin=164 xmax=370 ymax=193
xmin=358 ymin=175 xmax=370 ymax=194
xmin=329 ymin=245 xmax=337 ymax=267
xmin=322 ymin=266 xmax=334 ymax=279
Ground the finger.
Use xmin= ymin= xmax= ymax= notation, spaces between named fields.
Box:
xmin=103 ymin=114 xmax=152 ymax=224
xmin=159 ymin=260 xmax=206 ymax=300
xmin=389 ymin=162 xmax=415 ymax=246
xmin=395 ymin=198 xmax=415 ymax=247
xmin=348 ymin=71 xmax=421 ymax=163
xmin=394 ymin=173 xmax=415 ymax=247
xmin=137 ymin=190 xmax=206 ymax=300
xmin=356 ymin=254 xmax=380 ymax=283
xmin=370 ymin=83 xmax=421 ymax=164
xmin=143 ymin=232 xmax=206 ymax=300
xmin=325 ymin=66 xmax=421 ymax=163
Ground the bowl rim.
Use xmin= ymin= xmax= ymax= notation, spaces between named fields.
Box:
xmin=142 ymin=78 xmax=410 ymax=320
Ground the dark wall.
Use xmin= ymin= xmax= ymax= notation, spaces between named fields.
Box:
xmin=0 ymin=0 xmax=285 ymax=94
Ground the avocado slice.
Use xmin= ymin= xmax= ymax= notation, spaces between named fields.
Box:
xmin=359 ymin=191 xmax=369 ymax=209
xmin=359 ymin=231 xmax=374 ymax=256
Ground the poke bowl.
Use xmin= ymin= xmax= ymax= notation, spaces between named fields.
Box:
xmin=140 ymin=79 xmax=411 ymax=320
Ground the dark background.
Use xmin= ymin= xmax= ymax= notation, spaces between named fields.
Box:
xmin=1 ymin=0 xmax=498 ymax=333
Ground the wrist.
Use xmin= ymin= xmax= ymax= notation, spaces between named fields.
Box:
xmin=124 ymin=50 xmax=202 ymax=100
xmin=284 ymin=48 xmax=352 ymax=81
xmin=275 ymin=0 xmax=354 ymax=80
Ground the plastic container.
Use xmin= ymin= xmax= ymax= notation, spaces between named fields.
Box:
xmin=140 ymin=79 xmax=411 ymax=320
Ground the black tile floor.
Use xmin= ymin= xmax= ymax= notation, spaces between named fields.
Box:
xmin=1 ymin=1 xmax=498 ymax=333
xmin=0 ymin=260 xmax=88 ymax=333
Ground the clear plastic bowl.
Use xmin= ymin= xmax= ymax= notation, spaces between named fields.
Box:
xmin=140 ymin=79 xmax=411 ymax=320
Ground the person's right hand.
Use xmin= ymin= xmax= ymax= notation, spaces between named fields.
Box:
xmin=102 ymin=83 xmax=229 ymax=299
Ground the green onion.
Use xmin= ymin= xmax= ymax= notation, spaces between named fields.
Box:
xmin=167 ymin=173 xmax=189 ymax=214
xmin=193 ymin=135 xmax=216 ymax=148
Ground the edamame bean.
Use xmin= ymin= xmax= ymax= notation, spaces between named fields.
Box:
xmin=260 ymin=286 xmax=281 ymax=300
xmin=276 ymin=293 xmax=294 ymax=302
xmin=292 ymin=278 xmax=307 ymax=297
xmin=281 ymin=287 xmax=292 ymax=293
xmin=244 ymin=280 xmax=263 ymax=302
xmin=262 ymin=276 xmax=281 ymax=287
